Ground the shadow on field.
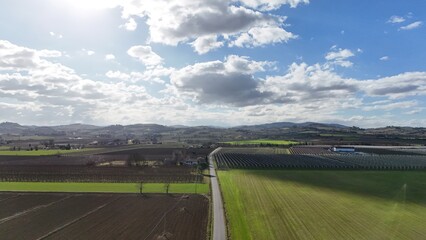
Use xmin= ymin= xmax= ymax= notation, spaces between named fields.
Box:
xmin=247 ymin=170 xmax=426 ymax=205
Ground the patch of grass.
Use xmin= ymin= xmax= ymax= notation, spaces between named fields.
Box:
xmin=222 ymin=139 xmax=298 ymax=146
xmin=218 ymin=170 xmax=426 ymax=240
xmin=0 ymin=149 xmax=96 ymax=156
xmin=0 ymin=182 xmax=209 ymax=194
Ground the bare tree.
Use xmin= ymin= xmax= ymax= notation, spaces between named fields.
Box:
xmin=164 ymin=183 xmax=170 ymax=194
xmin=139 ymin=182 xmax=144 ymax=195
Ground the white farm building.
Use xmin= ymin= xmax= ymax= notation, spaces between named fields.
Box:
xmin=332 ymin=147 xmax=355 ymax=153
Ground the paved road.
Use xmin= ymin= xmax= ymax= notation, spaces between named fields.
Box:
xmin=209 ymin=148 xmax=227 ymax=240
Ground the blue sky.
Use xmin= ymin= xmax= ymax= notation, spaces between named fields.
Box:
xmin=0 ymin=0 xmax=425 ymax=127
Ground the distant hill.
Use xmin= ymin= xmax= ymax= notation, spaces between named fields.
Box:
xmin=234 ymin=122 xmax=349 ymax=130
xmin=52 ymin=124 xmax=100 ymax=132
xmin=1 ymin=122 xmax=425 ymax=141
xmin=0 ymin=122 xmax=29 ymax=134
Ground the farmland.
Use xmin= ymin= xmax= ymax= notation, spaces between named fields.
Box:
xmin=0 ymin=149 xmax=97 ymax=156
xmin=0 ymin=182 xmax=208 ymax=194
xmin=222 ymin=139 xmax=298 ymax=146
xmin=218 ymin=170 xmax=426 ymax=240
xmin=0 ymin=144 xmax=211 ymax=239
xmin=0 ymin=165 xmax=204 ymax=183
xmin=213 ymin=148 xmax=426 ymax=170
xmin=0 ymin=146 xmax=212 ymax=183
xmin=0 ymin=193 xmax=208 ymax=240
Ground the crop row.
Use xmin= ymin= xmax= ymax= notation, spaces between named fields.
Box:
xmin=213 ymin=152 xmax=426 ymax=170
xmin=214 ymin=153 xmax=349 ymax=169
xmin=324 ymin=154 xmax=426 ymax=169
xmin=0 ymin=166 xmax=203 ymax=183
xmin=289 ymin=147 xmax=335 ymax=155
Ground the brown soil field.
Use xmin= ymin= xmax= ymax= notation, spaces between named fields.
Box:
xmin=0 ymin=147 xmax=212 ymax=166
xmin=0 ymin=155 xmax=96 ymax=166
xmin=0 ymin=193 xmax=208 ymax=240
xmin=101 ymin=147 xmax=212 ymax=156
xmin=0 ymin=194 xmax=64 ymax=220
xmin=0 ymin=193 xmax=17 ymax=201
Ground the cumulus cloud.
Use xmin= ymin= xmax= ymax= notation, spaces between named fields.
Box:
xmin=262 ymin=62 xmax=359 ymax=104
xmin=400 ymin=21 xmax=423 ymax=30
xmin=127 ymin=45 xmax=163 ymax=67
xmin=387 ymin=15 xmax=405 ymax=24
xmin=191 ymin=35 xmax=224 ymax=54
xmin=171 ymin=55 xmax=274 ymax=106
xmin=0 ymin=40 xmax=63 ymax=71
xmin=230 ymin=26 xmax=296 ymax=48
xmin=380 ymin=56 xmax=389 ymax=61
xmin=105 ymin=66 xmax=172 ymax=84
xmin=325 ymin=48 xmax=355 ymax=67
xmin=120 ymin=18 xmax=137 ymax=31
xmin=360 ymin=72 xmax=426 ymax=98
xmin=0 ymin=39 xmax=162 ymax=125
xmin=105 ymin=54 xmax=116 ymax=61
xmin=238 ymin=0 xmax=309 ymax=10
xmin=116 ymin=0 xmax=300 ymax=53
xmin=2 ymin=39 xmax=426 ymax=127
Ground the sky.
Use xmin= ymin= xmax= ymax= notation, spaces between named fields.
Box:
xmin=0 ymin=0 xmax=425 ymax=127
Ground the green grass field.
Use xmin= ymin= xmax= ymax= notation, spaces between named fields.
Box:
xmin=0 ymin=149 xmax=97 ymax=156
xmin=218 ymin=170 xmax=426 ymax=240
xmin=0 ymin=182 xmax=209 ymax=194
xmin=222 ymin=139 xmax=298 ymax=146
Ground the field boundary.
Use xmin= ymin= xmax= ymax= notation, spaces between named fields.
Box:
xmin=0 ymin=182 xmax=209 ymax=194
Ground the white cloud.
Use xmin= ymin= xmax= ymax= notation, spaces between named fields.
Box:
xmin=360 ymin=72 xmax=426 ymax=99
xmin=127 ymin=45 xmax=163 ymax=67
xmin=49 ymin=31 xmax=63 ymax=39
xmin=262 ymin=62 xmax=359 ymax=104
xmin=170 ymin=55 xmax=274 ymax=106
xmin=400 ymin=21 xmax=423 ymax=30
xmin=105 ymin=70 xmax=130 ymax=81
xmin=82 ymin=49 xmax=95 ymax=56
xmin=105 ymin=54 xmax=116 ymax=61
xmin=230 ymin=26 xmax=296 ymax=48
xmin=38 ymin=50 xmax=62 ymax=58
xmin=191 ymin=35 xmax=224 ymax=54
xmin=238 ymin=0 xmax=309 ymax=11
xmin=105 ymin=67 xmax=171 ymax=84
xmin=325 ymin=48 xmax=354 ymax=61
xmin=363 ymin=100 xmax=418 ymax=111
xmin=380 ymin=56 xmax=389 ymax=61
xmin=0 ymin=40 xmax=63 ymax=71
xmin=2 ymin=39 xmax=426 ymax=127
xmin=387 ymin=15 xmax=405 ymax=24
xmin=116 ymin=0 xmax=299 ymax=53
xmin=325 ymin=48 xmax=355 ymax=67
xmin=120 ymin=18 xmax=137 ymax=31
xmin=0 ymin=39 xmax=160 ymax=125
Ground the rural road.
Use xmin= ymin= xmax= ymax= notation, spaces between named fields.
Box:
xmin=209 ymin=147 xmax=227 ymax=240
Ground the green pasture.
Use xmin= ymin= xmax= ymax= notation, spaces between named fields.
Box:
xmin=0 ymin=149 xmax=97 ymax=156
xmin=222 ymin=139 xmax=298 ymax=146
xmin=218 ymin=170 xmax=426 ymax=240
xmin=0 ymin=182 xmax=208 ymax=194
